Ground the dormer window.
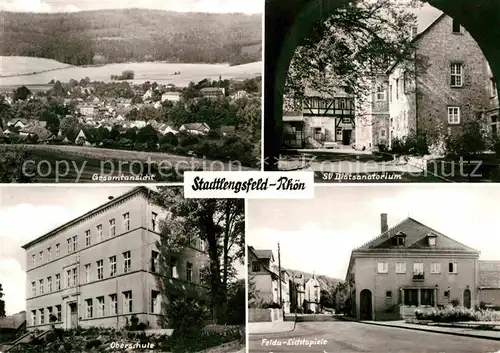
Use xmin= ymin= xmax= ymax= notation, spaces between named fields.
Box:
xmin=393 ymin=231 xmax=406 ymax=246
xmin=427 ymin=234 xmax=437 ymax=246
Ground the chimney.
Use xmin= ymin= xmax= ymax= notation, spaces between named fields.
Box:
xmin=381 ymin=213 xmax=388 ymax=234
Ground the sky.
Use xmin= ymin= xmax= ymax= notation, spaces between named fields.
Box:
xmin=0 ymin=185 xmax=242 ymax=315
xmin=1 ymin=0 xmax=263 ymax=13
xmin=247 ymin=185 xmax=500 ymax=281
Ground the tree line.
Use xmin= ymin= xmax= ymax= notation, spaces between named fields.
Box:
xmin=1 ymin=10 xmax=261 ymax=65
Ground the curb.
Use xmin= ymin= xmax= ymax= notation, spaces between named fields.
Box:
xmin=337 ymin=316 xmax=500 ymax=341
xmin=195 ymin=340 xmax=242 ymax=353
xmin=248 ymin=320 xmax=296 ymax=336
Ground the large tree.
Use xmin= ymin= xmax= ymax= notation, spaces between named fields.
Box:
xmin=153 ymin=187 xmax=245 ymax=325
xmin=286 ymin=0 xmax=424 ymax=110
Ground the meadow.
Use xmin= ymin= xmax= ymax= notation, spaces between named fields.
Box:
xmin=0 ymin=56 xmax=262 ymax=87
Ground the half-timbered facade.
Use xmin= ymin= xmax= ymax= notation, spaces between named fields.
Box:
xmin=282 ymin=86 xmax=356 ymax=148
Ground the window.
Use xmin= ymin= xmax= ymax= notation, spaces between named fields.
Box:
xmin=450 ymin=63 xmax=463 ymax=87
xmin=170 ymin=258 xmax=178 ymax=278
xmin=66 ymin=269 xmax=72 ymax=287
xmin=444 ymin=290 xmax=450 ymax=298
xmin=97 ymin=260 xmax=104 ymax=280
xmin=109 ymin=256 xmax=117 ymax=276
xmin=411 ymin=26 xmax=418 ymax=39
xmin=491 ymin=78 xmax=498 ymax=97
xmin=123 ymin=251 xmax=131 ymax=273
xmin=56 ymin=243 xmax=60 ymax=258
xmin=109 ymin=219 xmax=116 ymax=237
xmin=376 ymin=86 xmax=386 ymax=101
xmin=97 ymin=296 xmax=105 ymax=317
xmin=72 ymin=235 xmax=77 ymax=252
xmin=452 ymin=18 xmax=462 ymax=33
xmin=85 ymin=299 xmax=93 ymax=318
xmin=186 ymin=262 xmax=193 ymax=282
xmin=431 ymin=262 xmax=441 ymax=274
xmin=56 ymin=305 xmax=61 ymax=322
xmin=413 ymin=262 xmax=424 ymax=274
xmin=39 ymin=279 xmax=44 ymax=295
xmin=428 ymin=236 xmax=437 ymax=246
xmin=395 ymin=79 xmax=399 ymax=100
xmin=67 ymin=238 xmax=72 ymax=253
xmin=85 ymin=264 xmax=91 ymax=282
xmin=151 ymin=251 xmax=159 ymax=272
xmin=380 ymin=128 xmax=387 ymax=139
xmin=97 ymin=224 xmax=103 ymax=241
xmin=39 ymin=309 xmax=44 ymax=324
xmin=31 ymin=310 xmax=36 ymax=326
xmin=151 ymin=290 xmax=161 ymax=314
xmin=47 ymin=247 xmax=51 ymax=261
xmin=32 ymin=254 xmax=36 ymax=268
xmin=377 ymin=262 xmax=388 ymax=274
xmin=109 ymin=294 xmax=118 ymax=315
xmin=47 ymin=307 xmax=52 ymax=323
xmin=421 ymin=289 xmax=435 ymax=306
xmin=55 ymin=274 xmax=61 ymax=290
xmin=123 ymin=291 xmax=133 ymax=314
xmin=151 ymin=212 xmax=158 ymax=231
xmin=39 ymin=251 xmax=43 ymax=264
xmin=395 ymin=262 xmax=406 ymax=274
xmin=123 ymin=212 xmax=130 ymax=231
xmin=492 ymin=115 xmax=499 ymax=137
xmin=47 ymin=276 xmax=52 ymax=292
xmin=85 ymin=230 xmax=91 ymax=246
xmin=72 ymin=268 xmax=78 ymax=286
xmin=31 ymin=281 xmax=36 ymax=297
xmin=389 ymin=84 xmax=393 ymax=102
xmin=252 ymin=261 xmax=260 ymax=272
xmin=448 ymin=107 xmax=460 ymax=124
xmin=386 ymin=291 xmax=392 ymax=298
xmin=339 ymin=99 xmax=346 ymax=109
xmin=404 ymin=289 xmax=418 ymax=306
xmin=449 ymin=262 xmax=458 ymax=274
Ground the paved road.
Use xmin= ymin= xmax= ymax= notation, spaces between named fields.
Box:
xmin=249 ymin=321 xmax=500 ymax=353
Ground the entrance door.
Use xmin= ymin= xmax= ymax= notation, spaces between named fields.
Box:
xmin=464 ymin=289 xmax=472 ymax=309
xmin=69 ymin=302 xmax=77 ymax=328
xmin=342 ymin=129 xmax=352 ymax=145
xmin=360 ymin=289 xmax=372 ymax=320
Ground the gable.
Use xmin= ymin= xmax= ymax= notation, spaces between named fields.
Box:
xmin=355 ymin=217 xmax=478 ymax=253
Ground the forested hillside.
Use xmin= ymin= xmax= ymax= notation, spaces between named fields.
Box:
xmin=0 ymin=9 xmax=261 ymax=65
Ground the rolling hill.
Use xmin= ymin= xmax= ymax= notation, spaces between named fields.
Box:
xmin=0 ymin=56 xmax=72 ymax=77
xmin=0 ymin=9 xmax=262 ymax=66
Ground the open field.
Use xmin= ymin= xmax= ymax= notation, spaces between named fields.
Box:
xmin=1 ymin=144 xmax=255 ymax=182
xmin=0 ymin=56 xmax=262 ymax=87
xmin=0 ymin=56 xmax=72 ymax=77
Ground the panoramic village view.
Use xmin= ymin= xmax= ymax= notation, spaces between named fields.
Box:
xmin=0 ymin=186 xmax=245 ymax=353
xmin=279 ymin=1 xmax=500 ymax=182
xmin=0 ymin=0 xmax=262 ymax=182
xmin=247 ymin=185 xmax=500 ymax=353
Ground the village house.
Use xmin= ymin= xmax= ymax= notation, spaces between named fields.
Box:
xmin=283 ymin=86 xmax=356 ymax=148
xmin=478 ymin=261 xmax=500 ymax=308
xmin=161 ymin=92 xmax=181 ymax=102
xmin=248 ymin=247 xmax=280 ymax=306
xmin=355 ymin=74 xmax=391 ymax=151
xmin=8 ymin=119 xmax=29 ymax=129
xmin=345 ymin=213 xmax=479 ymax=321
xmin=388 ymin=14 xmax=492 ymax=149
xmin=79 ymin=104 xmax=96 ymax=117
xmin=23 ymin=187 xmax=208 ymax=331
xmin=230 ymin=90 xmax=249 ymax=100
xmin=304 ymin=275 xmax=321 ymax=313
xmin=281 ymin=270 xmax=291 ymax=314
xmin=179 ymin=123 xmax=210 ymax=135
xmin=200 ymin=87 xmax=225 ymax=98
xmin=289 ymin=274 xmax=306 ymax=313
xmin=74 ymin=129 xmax=91 ymax=146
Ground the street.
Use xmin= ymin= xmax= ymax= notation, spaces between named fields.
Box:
xmin=249 ymin=321 xmax=500 ymax=353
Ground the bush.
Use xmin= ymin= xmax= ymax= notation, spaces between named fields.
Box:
xmin=390 ymin=131 xmax=429 ymax=156
xmin=414 ymin=307 xmax=500 ymax=323
xmin=445 ymin=121 xmax=487 ymax=158
xmin=85 ymin=339 xmax=102 ymax=350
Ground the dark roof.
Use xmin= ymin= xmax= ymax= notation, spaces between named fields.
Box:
xmin=182 ymin=123 xmax=210 ymax=131
xmin=0 ymin=312 xmax=26 ymax=330
xmin=354 ymin=217 xmax=478 ymax=253
xmin=253 ymin=249 xmax=274 ymax=261
xmin=200 ymin=87 xmax=224 ymax=93
xmin=479 ymin=261 xmax=500 ymax=288
xmin=22 ymin=187 xmax=158 ymax=249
